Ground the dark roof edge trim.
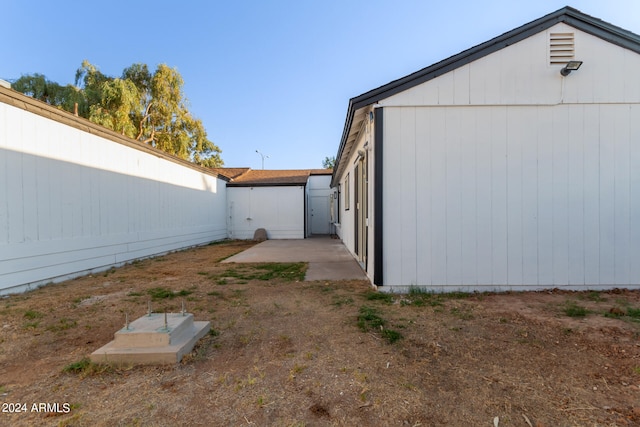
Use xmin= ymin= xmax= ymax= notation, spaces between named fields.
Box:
xmin=351 ymin=6 xmax=640 ymax=109
xmin=332 ymin=6 xmax=640 ymax=182
xmin=0 ymin=86 xmax=229 ymax=182
xmin=226 ymin=183 xmax=307 ymax=188
xmin=331 ymin=104 xmax=357 ymax=186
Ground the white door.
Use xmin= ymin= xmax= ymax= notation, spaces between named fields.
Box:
xmin=310 ymin=195 xmax=330 ymax=234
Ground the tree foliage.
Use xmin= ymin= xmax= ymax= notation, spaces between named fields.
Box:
xmin=322 ymin=156 xmax=336 ymax=169
xmin=12 ymin=73 xmax=83 ymax=114
xmin=13 ymin=61 xmax=222 ymax=167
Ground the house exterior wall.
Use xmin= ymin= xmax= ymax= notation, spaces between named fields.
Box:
xmin=374 ymin=24 xmax=640 ymax=291
xmin=335 ymin=112 xmax=376 ymax=281
xmin=0 ymin=99 xmax=227 ymax=295
xmin=227 ymin=186 xmax=305 ymax=239
xmin=334 ymin=176 xmax=352 ymax=250
xmin=335 ymin=22 xmax=640 ymax=292
xmin=381 ymin=103 xmax=640 ymax=291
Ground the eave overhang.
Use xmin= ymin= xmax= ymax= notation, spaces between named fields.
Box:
xmin=330 ymin=6 xmax=640 ymax=187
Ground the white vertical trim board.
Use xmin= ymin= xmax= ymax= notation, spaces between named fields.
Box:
xmin=415 ymin=108 xmax=432 ymax=287
xmin=382 ymin=109 xmax=403 ymax=284
xmin=399 ymin=107 xmax=417 ymax=285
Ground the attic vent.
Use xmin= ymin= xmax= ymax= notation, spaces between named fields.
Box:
xmin=549 ymin=32 xmax=575 ymax=65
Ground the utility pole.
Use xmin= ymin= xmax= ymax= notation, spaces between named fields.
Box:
xmin=255 ymin=150 xmax=269 ymax=169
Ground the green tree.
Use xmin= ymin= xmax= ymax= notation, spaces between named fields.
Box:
xmin=88 ymin=78 xmax=139 ymax=136
xmin=12 ymin=73 xmax=53 ymax=102
xmin=14 ymin=61 xmax=223 ymax=167
xmin=12 ymin=73 xmax=82 ymax=114
xmin=75 ymin=60 xmax=111 ymax=110
xmin=322 ymin=156 xmax=336 ymax=169
xmin=122 ymin=63 xmax=152 ymax=139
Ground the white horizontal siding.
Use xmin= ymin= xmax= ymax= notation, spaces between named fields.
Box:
xmin=0 ymin=101 xmax=227 ymax=295
xmin=382 ymin=104 xmax=640 ymax=291
xmin=383 ymin=23 xmax=640 ymax=108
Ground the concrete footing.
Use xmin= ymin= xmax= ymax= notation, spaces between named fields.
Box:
xmin=90 ymin=312 xmax=210 ymax=364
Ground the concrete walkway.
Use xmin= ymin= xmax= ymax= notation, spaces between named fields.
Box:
xmin=222 ymin=237 xmax=368 ymax=281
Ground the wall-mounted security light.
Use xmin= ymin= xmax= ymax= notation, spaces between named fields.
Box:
xmin=560 ymin=60 xmax=583 ymax=76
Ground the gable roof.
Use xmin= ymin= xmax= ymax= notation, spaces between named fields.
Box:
xmin=332 ymin=6 xmax=640 ymax=185
xmin=221 ymin=169 xmax=332 ymax=187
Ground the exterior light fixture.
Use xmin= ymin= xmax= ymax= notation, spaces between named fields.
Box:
xmin=560 ymin=60 xmax=583 ymax=76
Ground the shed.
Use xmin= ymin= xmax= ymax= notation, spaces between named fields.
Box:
xmin=332 ymin=6 xmax=640 ymax=292
xmin=215 ymin=168 xmax=333 ymax=239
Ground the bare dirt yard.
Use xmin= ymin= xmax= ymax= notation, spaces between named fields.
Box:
xmin=1 ymin=240 xmax=639 ymax=427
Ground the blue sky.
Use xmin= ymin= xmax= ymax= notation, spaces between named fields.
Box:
xmin=2 ymin=0 xmax=639 ymax=170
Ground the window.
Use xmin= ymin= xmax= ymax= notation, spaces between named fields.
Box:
xmin=336 ymin=184 xmax=341 ymax=223
xmin=344 ymin=174 xmax=350 ymax=211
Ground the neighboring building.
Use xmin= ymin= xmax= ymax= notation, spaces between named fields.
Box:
xmin=214 ymin=168 xmax=333 ymax=239
xmin=331 ymin=7 xmax=640 ymax=292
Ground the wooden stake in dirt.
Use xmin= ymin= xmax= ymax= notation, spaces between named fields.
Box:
xmin=181 ymin=300 xmax=186 ymax=316
xmin=164 ymin=312 xmax=168 ymax=331
xmin=125 ymin=313 xmax=130 ymax=331
xmin=147 ymin=300 xmax=152 ymax=316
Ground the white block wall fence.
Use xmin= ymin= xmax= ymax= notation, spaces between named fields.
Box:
xmin=0 ymin=86 xmax=228 ymax=295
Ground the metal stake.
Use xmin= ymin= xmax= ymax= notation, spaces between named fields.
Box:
xmin=181 ymin=300 xmax=186 ymax=316
xmin=147 ymin=300 xmax=152 ymax=316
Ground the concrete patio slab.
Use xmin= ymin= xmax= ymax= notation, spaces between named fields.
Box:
xmin=222 ymin=237 xmax=368 ymax=281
